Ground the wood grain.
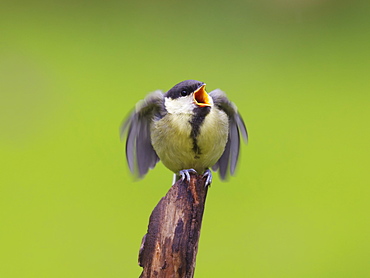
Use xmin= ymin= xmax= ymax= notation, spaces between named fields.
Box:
xmin=139 ymin=173 xmax=208 ymax=278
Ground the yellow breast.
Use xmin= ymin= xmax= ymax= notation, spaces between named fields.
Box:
xmin=150 ymin=108 xmax=229 ymax=174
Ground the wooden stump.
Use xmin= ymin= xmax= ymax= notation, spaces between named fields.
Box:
xmin=138 ymin=173 xmax=209 ymax=278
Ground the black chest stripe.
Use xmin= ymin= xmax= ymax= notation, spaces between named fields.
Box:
xmin=189 ymin=106 xmax=211 ymax=157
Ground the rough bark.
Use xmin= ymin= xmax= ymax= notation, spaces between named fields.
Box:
xmin=138 ymin=173 xmax=208 ymax=278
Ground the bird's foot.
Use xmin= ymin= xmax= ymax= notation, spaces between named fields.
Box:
xmin=179 ymin=168 xmax=197 ymax=183
xmin=202 ymin=169 xmax=212 ymax=187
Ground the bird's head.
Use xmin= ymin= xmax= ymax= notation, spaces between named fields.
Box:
xmin=164 ymin=80 xmax=212 ymax=114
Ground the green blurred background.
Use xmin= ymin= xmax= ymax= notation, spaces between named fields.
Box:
xmin=1 ymin=0 xmax=369 ymax=277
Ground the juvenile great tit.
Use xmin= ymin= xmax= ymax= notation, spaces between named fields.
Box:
xmin=121 ymin=80 xmax=247 ymax=186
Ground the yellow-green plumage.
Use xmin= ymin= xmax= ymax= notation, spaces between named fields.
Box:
xmin=151 ymin=106 xmax=229 ymax=174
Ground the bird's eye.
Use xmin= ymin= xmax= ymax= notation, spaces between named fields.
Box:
xmin=181 ymin=90 xmax=187 ymax=96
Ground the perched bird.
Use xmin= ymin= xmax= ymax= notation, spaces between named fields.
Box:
xmin=121 ymin=80 xmax=247 ymax=186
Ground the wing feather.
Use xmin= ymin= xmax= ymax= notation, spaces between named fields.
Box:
xmin=214 ymin=137 xmax=231 ymax=179
xmin=229 ymin=120 xmax=240 ymax=175
xmin=120 ymin=90 xmax=165 ymax=178
xmin=209 ymin=89 xmax=248 ymax=179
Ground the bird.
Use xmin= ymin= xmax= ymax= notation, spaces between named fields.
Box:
xmin=120 ymin=80 xmax=248 ymax=186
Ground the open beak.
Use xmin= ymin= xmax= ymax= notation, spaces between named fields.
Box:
xmin=193 ymin=84 xmax=211 ymax=107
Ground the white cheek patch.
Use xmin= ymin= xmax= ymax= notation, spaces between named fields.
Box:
xmin=165 ymin=95 xmax=196 ymax=114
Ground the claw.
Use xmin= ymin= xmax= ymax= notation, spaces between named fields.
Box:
xmin=179 ymin=168 xmax=197 ymax=183
xmin=202 ymin=169 xmax=212 ymax=187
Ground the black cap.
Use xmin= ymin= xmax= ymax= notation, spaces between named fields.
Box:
xmin=165 ymin=80 xmax=204 ymax=99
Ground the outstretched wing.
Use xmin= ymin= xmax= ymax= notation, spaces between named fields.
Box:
xmin=120 ymin=90 xmax=166 ymax=178
xmin=209 ymin=89 xmax=248 ymax=179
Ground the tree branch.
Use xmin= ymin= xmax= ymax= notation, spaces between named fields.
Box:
xmin=138 ymin=173 xmax=209 ymax=278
